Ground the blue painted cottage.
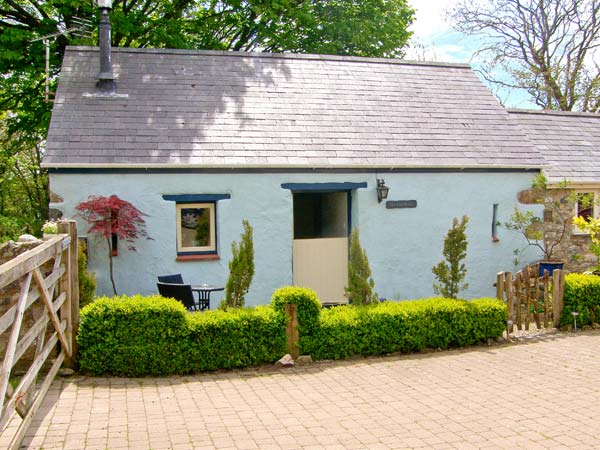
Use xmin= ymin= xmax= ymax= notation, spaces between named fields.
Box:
xmin=43 ymin=44 xmax=544 ymax=304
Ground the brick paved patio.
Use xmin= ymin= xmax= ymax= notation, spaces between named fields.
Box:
xmin=4 ymin=331 xmax=600 ymax=449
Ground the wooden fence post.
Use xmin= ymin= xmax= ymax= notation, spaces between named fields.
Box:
xmin=285 ymin=303 xmax=299 ymax=359
xmin=58 ymin=220 xmax=79 ymax=368
xmin=496 ymin=272 xmax=504 ymax=301
xmin=533 ymin=269 xmax=541 ymax=329
xmin=505 ymin=272 xmax=513 ymax=324
xmin=552 ymin=269 xmax=564 ymax=327
xmin=515 ymin=271 xmax=522 ymax=330
xmin=523 ymin=266 xmax=531 ymax=331
xmin=542 ymin=270 xmax=550 ymax=327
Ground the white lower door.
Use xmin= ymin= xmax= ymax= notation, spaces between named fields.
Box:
xmin=293 ymin=237 xmax=348 ymax=303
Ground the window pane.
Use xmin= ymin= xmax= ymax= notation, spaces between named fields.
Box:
xmin=180 ymin=208 xmax=212 ymax=248
xmin=577 ymin=193 xmax=594 ymax=220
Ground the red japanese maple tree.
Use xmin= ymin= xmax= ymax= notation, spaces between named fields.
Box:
xmin=75 ymin=195 xmax=150 ymax=295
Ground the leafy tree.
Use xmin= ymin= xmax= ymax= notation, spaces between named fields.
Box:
xmin=222 ymin=219 xmax=255 ymax=309
xmin=75 ymin=195 xmax=150 ymax=295
xmin=451 ymin=0 xmax=600 ymax=111
xmin=245 ymin=0 xmax=415 ymax=56
xmin=0 ymin=112 xmax=47 ymax=240
xmin=346 ymin=228 xmax=378 ymax=305
xmin=432 ymin=216 xmax=469 ymax=299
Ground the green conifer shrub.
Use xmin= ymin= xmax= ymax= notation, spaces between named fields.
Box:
xmin=432 ymin=215 xmax=469 ymax=299
xmin=345 ymin=228 xmax=378 ymax=305
xmin=222 ymin=220 xmax=254 ymax=308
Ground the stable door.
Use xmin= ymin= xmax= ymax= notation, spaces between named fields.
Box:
xmin=292 ymin=192 xmax=349 ymax=304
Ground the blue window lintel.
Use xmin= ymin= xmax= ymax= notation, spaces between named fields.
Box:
xmin=281 ymin=182 xmax=367 ymax=192
xmin=162 ymin=194 xmax=230 ymax=203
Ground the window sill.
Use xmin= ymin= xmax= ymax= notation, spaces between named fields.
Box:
xmin=176 ymin=254 xmax=220 ymax=261
xmin=572 ymin=232 xmax=591 ymax=237
xmin=572 ymin=227 xmax=591 ymax=236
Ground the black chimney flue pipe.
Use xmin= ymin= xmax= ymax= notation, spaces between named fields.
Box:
xmin=97 ymin=0 xmax=115 ymax=93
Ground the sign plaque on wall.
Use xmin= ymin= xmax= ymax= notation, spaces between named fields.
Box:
xmin=386 ymin=200 xmax=417 ymax=209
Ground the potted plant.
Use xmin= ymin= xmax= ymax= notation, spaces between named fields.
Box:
xmin=504 ymin=175 xmax=570 ymax=276
xmin=41 ymin=220 xmax=58 ymax=239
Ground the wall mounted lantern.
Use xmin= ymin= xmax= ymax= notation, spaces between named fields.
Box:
xmin=376 ymin=179 xmax=389 ymax=203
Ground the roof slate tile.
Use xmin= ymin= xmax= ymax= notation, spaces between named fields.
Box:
xmin=510 ymin=110 xmax=600 ymax=183
xmin=44 ymin=47 xmax=541 ymax=169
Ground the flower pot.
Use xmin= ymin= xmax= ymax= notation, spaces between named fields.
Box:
xmin=538 ymin=260 xmax=564 ymax=276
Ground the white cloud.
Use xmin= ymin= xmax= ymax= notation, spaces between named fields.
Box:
xmin=408 ymin=0 xmax=459 ymax=39
xmin=405 ymin=0 xmax=471 ymax=62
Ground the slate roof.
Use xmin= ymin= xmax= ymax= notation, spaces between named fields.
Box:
xmin=43 ymin=47 xmax=542 ymax=169
xmin=509 ymin=109 xmax=600 ymax=184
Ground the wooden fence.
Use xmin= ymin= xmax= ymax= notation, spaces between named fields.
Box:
xmin=0 ymin=221 xmax=79 ymax=450
xmin=496 ymin=265 xmax=565 ymax=332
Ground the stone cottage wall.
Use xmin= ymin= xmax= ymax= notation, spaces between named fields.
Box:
xmin=519 ymin=188 xmax=597 ymax=273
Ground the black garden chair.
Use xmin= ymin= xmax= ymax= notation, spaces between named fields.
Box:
xmin=157 ymin=282 xmax=198 ymax=311
xmin=157 ymin=273 xmax=184 ymax=284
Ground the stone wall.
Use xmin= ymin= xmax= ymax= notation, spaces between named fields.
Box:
xmin=0 ymin=236 xmax=44 ymax=311
xmin=519 ymin=188 xmax=597 ymax=273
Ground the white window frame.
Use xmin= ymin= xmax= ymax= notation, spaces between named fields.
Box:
xmin=573 ymin=191 xmax=599 ymax=235
xmin=176 ymin=203 xmax=216 ymax=254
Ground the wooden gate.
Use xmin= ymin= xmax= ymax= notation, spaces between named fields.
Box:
xmin=496 ymin=265 xmax=564 ymax=331
xmin=0 ymin=221 xmax=79 ymax=450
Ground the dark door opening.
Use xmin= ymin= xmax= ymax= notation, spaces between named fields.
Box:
xmin=293 ymin=192 xmax=348 ymax=239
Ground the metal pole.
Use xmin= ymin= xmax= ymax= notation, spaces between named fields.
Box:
xmin=98 ymin=7 xmax=112 ymax=78
xmin=97 ymin=3 xmax=115 ymax=92
xmin=44 ymin=39 xmax=49 ymax=102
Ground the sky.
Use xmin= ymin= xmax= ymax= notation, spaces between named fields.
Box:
xmin=405 ymin=0 xmax=537 ymax=109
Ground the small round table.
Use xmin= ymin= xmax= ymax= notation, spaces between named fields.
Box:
xmin=191 ymin=285 xmax=224 ymax=310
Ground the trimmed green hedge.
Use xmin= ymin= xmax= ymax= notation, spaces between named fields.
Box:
xmin=77 ymin=295 xmax=189 ymax=376
xmin=302 ymin=298 xmax=506 ymax=360
xmin=78 ymin=295 xmax=285 ymax=376
xmin=78 ymin=294 xmax=506 ymax=376
xmin=561 ymin=274 xmax=600 ymax=326
xmin=184 ymin=306 xmax=285 ymax=372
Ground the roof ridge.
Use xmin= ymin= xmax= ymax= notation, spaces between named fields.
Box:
xmin=508 ymin=108 xmax=600 ymax=119
xmin=65 ymin=45 xmax=472 ymax=69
